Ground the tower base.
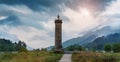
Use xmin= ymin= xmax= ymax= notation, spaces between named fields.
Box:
xmin=54 ymin=49 xmax=64 ymax=53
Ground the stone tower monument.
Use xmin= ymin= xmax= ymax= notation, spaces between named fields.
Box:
xmin=55 ymin=15 xmax=62 ymax=52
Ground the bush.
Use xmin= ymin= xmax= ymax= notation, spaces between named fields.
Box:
xmin=104 ymin=44 xmax=112 ymax=52
xmin=113 ymin=44 xmax=120 ymax=52
xmin=65 ymin=44 xmax=84 ymax=51
xmin=19 ymin=47 xmax=28 ymax=52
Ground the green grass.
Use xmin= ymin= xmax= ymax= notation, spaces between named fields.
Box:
xmin=72 ymin=52 xmax=120 ymax=62
xmin=104 ymin=53 xmax=120 ymax=62
xmin=0 ymin=51 xmax=63 ymax=62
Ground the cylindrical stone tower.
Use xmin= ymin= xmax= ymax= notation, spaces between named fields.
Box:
xmin=55 ymin=15 xmax=62 ymax=52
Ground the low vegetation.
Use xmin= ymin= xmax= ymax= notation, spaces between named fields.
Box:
xmin=0 ymin=51 xmax=63 ymax=62
xmin=72 ymin=52 xmax=120 ymax=62
xmin=64 ymin=44 xmax=85 ymax=51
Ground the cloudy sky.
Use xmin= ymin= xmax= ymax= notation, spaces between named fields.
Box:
xmin=0 ymin=0 xmax=120 ymax=49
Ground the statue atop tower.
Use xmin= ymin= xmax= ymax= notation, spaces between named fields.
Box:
xmin=55 ymin=15 xmax=62 ymax=23
xmin=54 ymin=15 xmax=62 ymax=52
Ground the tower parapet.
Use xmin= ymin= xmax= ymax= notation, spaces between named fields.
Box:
xmin=55 ymin=15 xmax=62 ymax=23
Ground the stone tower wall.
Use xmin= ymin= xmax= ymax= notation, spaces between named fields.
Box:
xmin=55 ymin=23 xmax=62 ymax=51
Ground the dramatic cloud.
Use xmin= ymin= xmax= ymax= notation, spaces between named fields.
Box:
xmin=7 ymin=26 xmax=53 ymax=48
xmin=64 ymin=0 xmax=116 ymax=12
xmin=0 ymin=0 xmax=62 ymax=13
xmin=0 ymin=30 xmax=19 ymax=42
xmin=0 ymin=0 xmax=115 ymax=12
xmin=0 ymin=15 xmax=21 ymax=26
xmin=0 ymin=16 xmax=7 ymax=20
xmin=0 ymin=0 xmax=119 ymax=49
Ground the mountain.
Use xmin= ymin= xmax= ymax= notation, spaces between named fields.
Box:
xmin=62 ymin=26 xmax=120 ymax=48
xmin=86 ymin=33 xmax=120 ymax=50
xmin=62 ymin=34 xmax=97 ymax=48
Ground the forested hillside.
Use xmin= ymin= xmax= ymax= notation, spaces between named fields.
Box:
xmin=0 ymin=38 xmax=27 ymax=52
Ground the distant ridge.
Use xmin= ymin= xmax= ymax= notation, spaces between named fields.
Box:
xmin=86 ymin=33 xmax=120 ymax=50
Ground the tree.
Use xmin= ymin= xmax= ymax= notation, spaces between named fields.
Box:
xmin=65 ymin=44 xmax=83 ymax=51
xmin=18 ymin=41 xmax=22 ymax=47
xmin=113 ymin=43 xmax=120 ymax=52
xmin=22 ymin=42 xmax=27 ymax=48
xmin=19 ymin=47 xmax=28 ymax=52
xmin=104 ymin=44 xmax=112 ymax=52
xmin=33 ymin=48 xmax=40 ymax=52
xmin=0 ymin=39 xmax=27 ymax=52
xmin=41 ymin=48 xmax=47 ymax=51
xmin=0 ymin=39 xmax=14 ymax=52
xmin=17 ymin=41 xmax=27 ymax=52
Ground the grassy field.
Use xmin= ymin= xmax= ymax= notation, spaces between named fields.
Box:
xmin=0 ymin=51 xmax=63 ymax=62
xmin=72 ymin=51 xmax=120 ymax=62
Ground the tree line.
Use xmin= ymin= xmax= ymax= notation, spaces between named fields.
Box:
xmin=64 ymin=44 xmax=85 ymax=51
xmin=63 ymin=43 xmax=120 ymax=53
xmin=0 ymin=38 xmax=27 ymax=52
xmin=104 ymin=43 xmax=120 ymax=52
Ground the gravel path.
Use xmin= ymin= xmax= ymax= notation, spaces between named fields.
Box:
xmin=59 ymin=54 xmax=72 ymax=62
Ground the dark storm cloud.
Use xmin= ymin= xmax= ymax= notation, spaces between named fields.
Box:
xmin=0 ymin=15 xmax=21 ymax=26
xmin=0 ymin=0 xmax=116 ymax=12
xmin=0 ymin=0 xmax=62 ymax=12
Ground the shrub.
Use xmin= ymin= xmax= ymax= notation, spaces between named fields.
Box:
xmin=104 ymin=44 xmax=112 ymax=52
xmin=113 ymin=44 xmax=120 ymax=52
